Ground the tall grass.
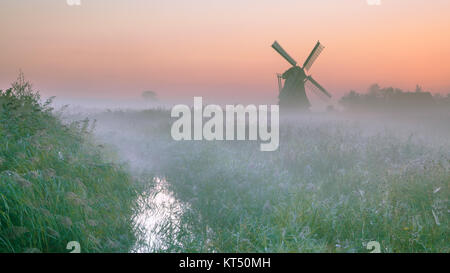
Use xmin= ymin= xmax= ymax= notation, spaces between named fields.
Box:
xmin=0 ymin=74 xmax=143 ymax=252
xmin=87 ymin=110 xmax=449 ymax=253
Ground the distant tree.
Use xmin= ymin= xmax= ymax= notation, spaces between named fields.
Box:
xmin=415 ymin=84 xmax=423 ymax=93
xmin=339 ymin=83 xmax=442 ymax=112
xmin=339 ymin=90 xmax=361 ymax=110
xmin=368 ymin=83 xmax=381 ymax=97
xmin=141 ymin=90 xmax=157 ymax=101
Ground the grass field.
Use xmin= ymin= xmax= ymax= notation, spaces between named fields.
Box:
xmin=85 ymin=108 xmax=449 ymax=253
xmin=1 ymin=75 xmax=448 ymax=253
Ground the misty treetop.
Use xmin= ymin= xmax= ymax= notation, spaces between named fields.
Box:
xmin=340 ymin=84 xmax=450 ymax=112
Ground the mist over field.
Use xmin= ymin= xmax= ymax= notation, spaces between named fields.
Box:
xmin=1 ymin=72 xmax=449 ymax=253
xmin=58 ymin=96 xmax=449 ymax=252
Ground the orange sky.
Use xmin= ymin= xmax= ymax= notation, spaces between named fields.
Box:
xmin=1 ymin=0 xmax=449 ymax=103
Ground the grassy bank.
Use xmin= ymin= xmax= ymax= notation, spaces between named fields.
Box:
xmin=0 ymin=75 xmax=142 ymax=253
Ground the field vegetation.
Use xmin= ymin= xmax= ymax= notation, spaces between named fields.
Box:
xmin=2 ymin=75 xmax=448 ymax=252
xmin=87 ymin=105 xmax=450 ymax=253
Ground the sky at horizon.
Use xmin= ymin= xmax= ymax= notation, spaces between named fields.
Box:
xmin=1 ymin=0 xmax=450 ymax=104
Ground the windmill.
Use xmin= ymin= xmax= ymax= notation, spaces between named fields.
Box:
xmin=272 ymin=40 xmax=331 ymax=110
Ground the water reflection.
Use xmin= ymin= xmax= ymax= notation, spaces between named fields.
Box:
xmin=132 ymin=177 xmax=184 ymax=252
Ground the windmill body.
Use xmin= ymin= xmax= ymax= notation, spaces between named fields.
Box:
xmin=272 ymin=41 xmax=331 ymax=111
xmin=279 ymin=66 xmax=310 ymax=109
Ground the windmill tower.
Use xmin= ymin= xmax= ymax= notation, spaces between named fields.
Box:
xmin=272 ymin=41 xmax=331 ymax=110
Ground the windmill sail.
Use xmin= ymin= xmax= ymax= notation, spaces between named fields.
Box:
xmin=302 ymin=41 xmax=324 ymax=71
xmin=306 ymin=76 xmax=331 ymax=98
xmin=272 ymin=41 xmax=297 ymax=67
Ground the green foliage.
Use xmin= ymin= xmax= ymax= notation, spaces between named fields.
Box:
xmin=0 ymin=74 xmax=141 ymax=252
